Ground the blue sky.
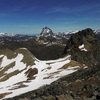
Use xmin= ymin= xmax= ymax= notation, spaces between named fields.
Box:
xmin=0 ymin=0 xmax=100 ymax=34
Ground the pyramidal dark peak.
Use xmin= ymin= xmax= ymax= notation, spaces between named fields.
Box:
xmin=40 ymin=27 xmax=53 ymax=36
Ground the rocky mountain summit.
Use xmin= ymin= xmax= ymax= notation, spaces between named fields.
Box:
xmin=63 ymin=28 xmax=100 ymax=66
xmin=37 ymin=27 xmax=69 ymax=45
xmin=40 ymin=27 xmax=54 ymax=36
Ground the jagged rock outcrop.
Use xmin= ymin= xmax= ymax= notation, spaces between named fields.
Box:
xmin=63 ymin=28 xmax=100 ymax=66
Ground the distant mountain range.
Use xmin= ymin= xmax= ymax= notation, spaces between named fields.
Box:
xmin=0 ymin=33 xmax=33 ymax=41
xmin=0 ymin=27 xmax=100 ymax=43
xmin=37 ymin=27 xmax=69 ymax=45
xmin=0 ymin=27 xmax=100 ymax=60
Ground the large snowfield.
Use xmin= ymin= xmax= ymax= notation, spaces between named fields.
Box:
xmin=0 ymin=49 xmax=81 ymax=99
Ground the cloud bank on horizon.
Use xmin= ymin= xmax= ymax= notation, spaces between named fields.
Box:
xmin=0 ymin=0 xmax=100 ymax=34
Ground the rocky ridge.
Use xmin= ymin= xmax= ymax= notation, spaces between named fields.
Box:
xmin=63 ymin=28 xmax=100 ymax=66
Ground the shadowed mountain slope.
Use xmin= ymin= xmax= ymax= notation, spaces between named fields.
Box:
xmin=63 ymin=28 xmax=100 ymax=66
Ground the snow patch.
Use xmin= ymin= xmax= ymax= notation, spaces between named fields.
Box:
xmin=0 ymin=54 xmax=82 ymax=99
xmin=47 ymin=29 xmax=50 ymax=33
xmin=1 ymin=54 xmax=24 ymax=68
xmin=78 ymin=44 xmax=87 ymax=51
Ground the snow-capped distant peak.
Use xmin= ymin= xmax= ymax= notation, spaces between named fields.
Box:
xmin=0 ymin=32 xmax=5 ymax=35
xmin=40 ymin=27 xmax=53 ymax=36
xmin=0 ymin=32 xmax=17 ymax=37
